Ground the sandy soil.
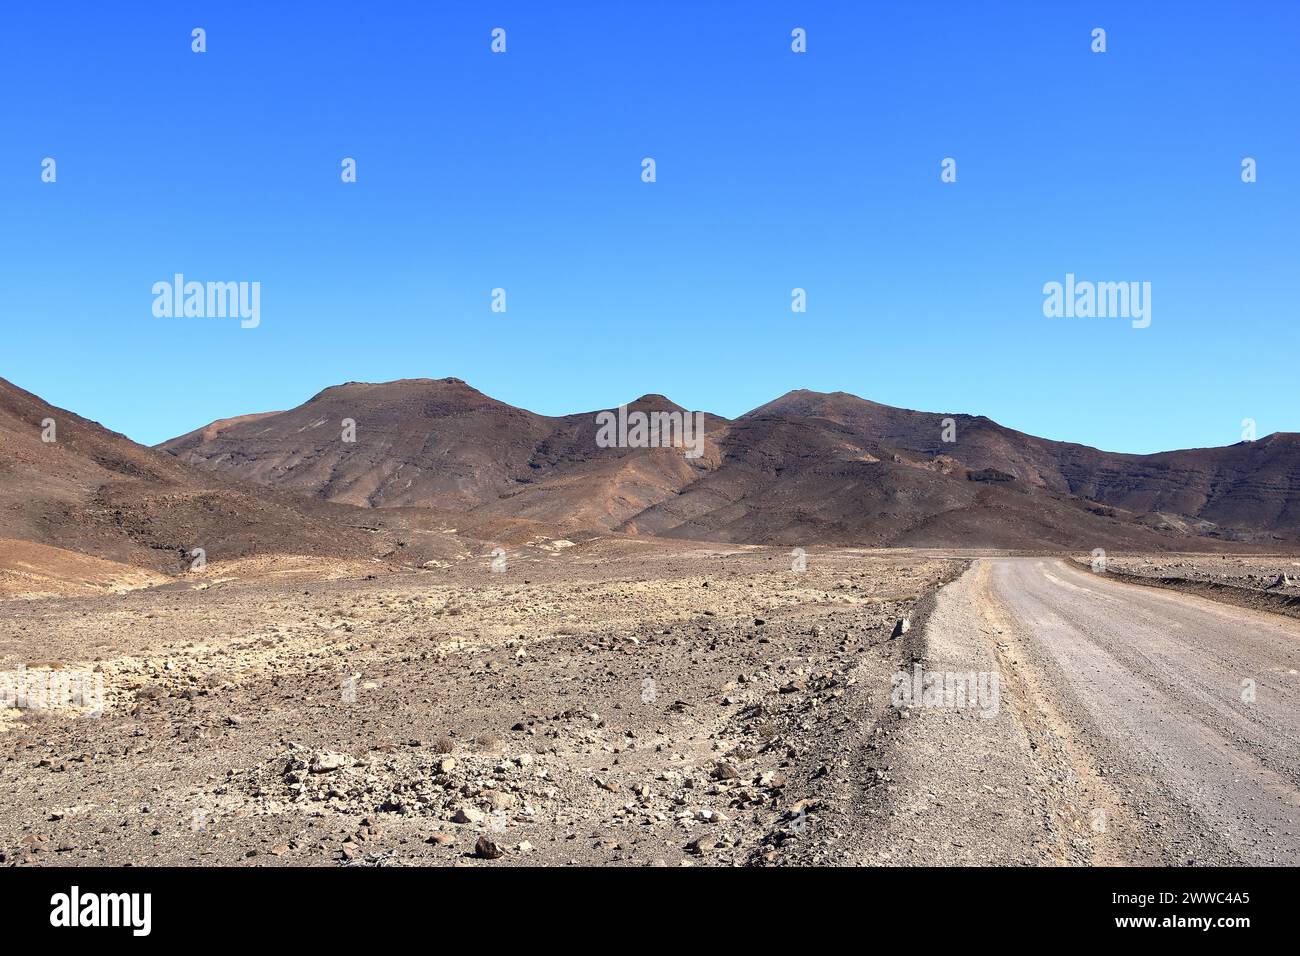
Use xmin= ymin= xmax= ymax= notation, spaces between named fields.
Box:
xmin=0 ymin=539 xmax=171 ymax=600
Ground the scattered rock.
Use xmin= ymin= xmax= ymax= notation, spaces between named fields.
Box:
xmin=309 ymin=752 xmax=350 ymax=773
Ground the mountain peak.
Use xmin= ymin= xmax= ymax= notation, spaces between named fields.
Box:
xmin=318 ymin=376 xmax=476 ymax=392
xmin=743 ymin=388 xmax=883 ymax=421
xmin=625 ymin=393 xmax=686 ymax=412
xmin=303 ymin=377 xmax=496 ymax=408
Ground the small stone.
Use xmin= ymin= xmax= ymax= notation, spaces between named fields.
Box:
xmin=452 ymin=806 xmax=486 ymax=825
xmin=475 ymin=835 xmax=505 ymax=859
xmin=309 ymin=752 xmax=349 ymax=773
xmin=685 ymin=837 xmax=713 ymax=856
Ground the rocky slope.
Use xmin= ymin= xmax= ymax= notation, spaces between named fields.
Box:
xmin=159 ymin=378 xmax=1300 ymax=550
xmin=0 ymin=377 xmax=450 ymax=581
xmin=749 ymin=390 xmax=1300 ymax=536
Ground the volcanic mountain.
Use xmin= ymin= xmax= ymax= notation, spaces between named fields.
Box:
xmin=0 ymin=376 xmax=420 ymax=584
xmin=745 ymin=390 xmax=1300 ymax=536
xmin=158 ymin=378 xmax=1300 ymax=550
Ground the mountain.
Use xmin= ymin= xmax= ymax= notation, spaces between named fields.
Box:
xmin=162 ymin=378 xmax=555 ymax=510
xmin=746 ymin=390 xmax=1300 ymax=536
xmin=157 ymin=378 xmax=1300 ymax=550
xmin=161 ymin=379 xmax=728 ymax=532
xmin=0 ymin=376 xmax=418 ymax=580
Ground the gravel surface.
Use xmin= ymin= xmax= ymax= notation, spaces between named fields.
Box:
xmin=899 ymin=558 xmax=1300 ymax=866
xmin=0 ymin=539 xmax=960 ymax=867
xmin=6 ymin=544 xmax=1296 ymax=867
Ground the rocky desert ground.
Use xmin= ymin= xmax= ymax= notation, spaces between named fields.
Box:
xmin=1093 ymin=553 xmax=1300 ymax=593
xmin=1073 ymin=553 xmax=1300 ymax=621
xmin=5 ymin=373 xmax=1300 ymax=870
xmin=11 ymin=538 xmax=1295 ymax=869
xmin=1 ymin=537 xmax=968 ymax=867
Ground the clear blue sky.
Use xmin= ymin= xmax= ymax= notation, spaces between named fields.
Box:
xmin=2 ymin=1 xmax=1296 ymax=452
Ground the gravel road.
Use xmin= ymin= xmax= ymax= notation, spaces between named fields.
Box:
xmin=896 ymin=557 xmax=1300 ymax=865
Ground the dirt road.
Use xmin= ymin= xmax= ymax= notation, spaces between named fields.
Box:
xmin=892 ymin=557 xmax=1300 ymax=865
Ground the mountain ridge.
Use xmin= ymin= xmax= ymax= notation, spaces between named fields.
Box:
xmin=0 ymin=376 xmax=465 ymax=579
xmin=3 ymin=371 xmax=1294 ymax=569
xmin=153 ymin=377 xmax=1300 ymax=547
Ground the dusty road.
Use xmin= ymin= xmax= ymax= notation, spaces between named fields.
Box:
xmin=892 ymin=557 xmax=1300 ymax=865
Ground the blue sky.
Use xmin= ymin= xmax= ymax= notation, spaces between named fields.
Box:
xmin=1 ymin=1 xmax=1296 ymax=452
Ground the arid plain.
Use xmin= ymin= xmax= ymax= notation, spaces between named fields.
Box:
xmin=3 ymin=376 xmax=1299 ymax=866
